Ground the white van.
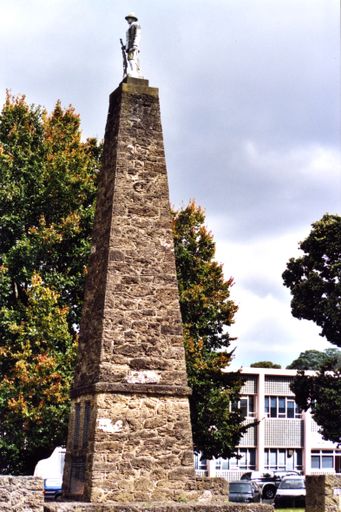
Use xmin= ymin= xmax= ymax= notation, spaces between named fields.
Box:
xmin=34 ymin=446 xmax=66 ymax=500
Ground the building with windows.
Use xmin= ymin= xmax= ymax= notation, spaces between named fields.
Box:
xmin=195 ymin=367 xmax=340 ymax=480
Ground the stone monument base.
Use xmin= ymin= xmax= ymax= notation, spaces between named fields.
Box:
xmin=44 ymin=501 xmax=273 ymax=512
xmin=44 ymin=477 xmax=272 ymax=511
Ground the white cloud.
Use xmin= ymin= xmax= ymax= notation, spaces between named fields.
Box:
xmin=243 ymin=141 xmax=341 ymax=184
xmin=193 ymin=139 xmax=341 ymax=247
xmin=213 ymin=230 xmax=334 ymax=368
xmin=306 ymin=147 xmax=341 ymax=181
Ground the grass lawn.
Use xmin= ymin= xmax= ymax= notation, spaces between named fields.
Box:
xmin=276 ymin=509 xmax=305 ymax=511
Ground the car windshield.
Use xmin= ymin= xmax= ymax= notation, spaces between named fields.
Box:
xmin=279 ymin=479 xmax=305 ymax=489
xmin=229 ymin=483 xmax=251 ymax=493
xmin=240 ymin=473 xmax=251 ymax=480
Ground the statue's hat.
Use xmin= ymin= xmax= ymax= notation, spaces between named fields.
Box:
xmin=125 ymin=12 xmax=138 ymax=21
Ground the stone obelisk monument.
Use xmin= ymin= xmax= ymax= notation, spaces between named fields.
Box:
xmin=61 ymin=74 xmax=197 ymax=504
xmin=45 ymin=14 xmax=272 ymax=512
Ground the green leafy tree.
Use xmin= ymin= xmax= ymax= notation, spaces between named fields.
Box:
xmin=173 ymin=201 xmax=250 ymax=460
xmin=286 ymin=348 xmax=341 ymax=370
xmin=282 ymin=214 xmax=341 ymax=346
xmin=291 ymin=362 xmax=341 ymax=444
xmin=250 ymin=361 xmax=281 ymax=369
xmin=0 ymin=93 xmax=100 ymax=474
xmin=283 ymin=214 xmax=341 ymax=443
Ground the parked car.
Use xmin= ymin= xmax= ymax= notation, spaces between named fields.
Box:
xmin=274 ymin=475 xmax=306 ymax=508
xmin=273 ymin=470 xmax=301 ymax=480
xmin=241 ymin=470 xmax=300 ymax=500
xmin=34 ymin=446 xmax=65 ymax=501
xmin=43 ymin=478 xmax=63 ymax=501
xmin=228 ymin=480 xmax=261 ymax=503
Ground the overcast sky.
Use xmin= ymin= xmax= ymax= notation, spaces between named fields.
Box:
xmin=1 ymin=0 xmax=340 ymax=368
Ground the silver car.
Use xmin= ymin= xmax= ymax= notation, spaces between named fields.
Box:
xmin=229 ymin=480 xmax=261 ymax=503
xmin=274 ymin=475 xmax=306 ymax=508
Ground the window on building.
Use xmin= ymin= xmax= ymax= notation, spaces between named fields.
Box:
xmin=232 ymin=396 xmax=256 ymax=418
xmin=311 ymin=450 xmax=341 ymax=470
xmin=287 ymin=400 xmax=295 ymax=418
xmin=278 ymin=397 xmax=285 ymax=416
xmin=194 ymin=453 xmax=207 ymax=471
xmin=264 ymin=396 xmax=301 ymax=418
xmin=264 ymin=448 xmax=302 ymax=471
xmin=215 ymin=448 xmax=256 ymax=471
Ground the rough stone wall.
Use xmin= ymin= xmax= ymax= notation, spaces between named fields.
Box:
xmin=63 ymin=393 xmax=196 ymax=503
xmin=0 ymin=476 xmax=43 ymax=512
xmin=45 ymin=503 xmax=273 ymax=512
xmin=62 ymin=77 xmax=196 ymax=502
xmin=89 ymin=394 xmax=195 ymax=503
xmin=63 ymin=395 xmax=232 ymax=503
xmin=306 ymin=474 xmax=341 ymax=512
xmin=72 ymin=77 xmax=188 ymax=391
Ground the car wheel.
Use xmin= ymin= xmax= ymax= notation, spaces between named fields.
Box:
xmin=262 ymin=485 xmax=276 ymax=500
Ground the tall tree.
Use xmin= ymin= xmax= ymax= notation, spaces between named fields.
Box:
xmin=282 ymin=214 xmax=341 ymax=346
xmin=282 ymin=214 xmax=341 ymax=443
xmin=173 ymin=201 xmax=249 ymax=460
xmin=0 ymin=93 xmax=100 ymax=474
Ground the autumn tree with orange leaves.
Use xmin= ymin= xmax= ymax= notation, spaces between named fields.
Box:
xmin=0 ymin=94 xmax=101 ymax=474
xmin=0 ymin=273 xmax=75 ymax=472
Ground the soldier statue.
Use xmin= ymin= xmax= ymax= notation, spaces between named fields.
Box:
xmin=121 ymin=12 xmax=142 ymax=78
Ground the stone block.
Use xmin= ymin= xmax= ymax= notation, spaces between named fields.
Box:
xmin=306 ymin=474 xmax=341 ymax=512
xmin=0 ymin=476 xmax=44 ymax=511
